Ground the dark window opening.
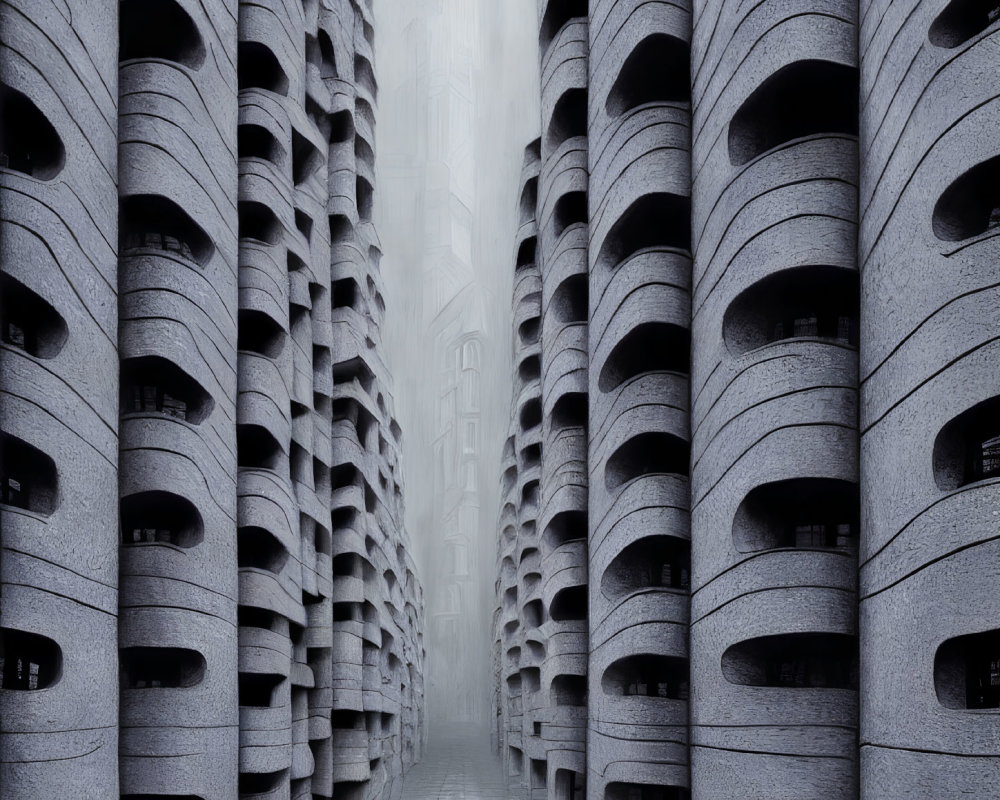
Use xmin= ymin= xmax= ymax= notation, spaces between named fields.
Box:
xmin=354 ymin=55 xmax=377 ymax=98
xmin=522 ymin=480 xmax=539 ymax=508
xmin=935 ymin=629 xmax=1000 ymax=709
xmin=120 ymin=646 xmax=206 ymax=689
xmin=930 ymin=0 xmax=1000 ymax=46
xmin=0 ymin=432 xmax=58 ymax=515
xmin=722 ymin=633 xmax=858 ymax=689
xmin=121 ymin=194 xmax=215 ymax=266
xmin=119 ymin=0 xmax=206 ymax=67
xmin=121 ymin=355 xmax=213 ymax=424
xmin=292 ymin=129 xmax=322 ymax=185
xmin=602 ymin=535 xmax=691 ymax=600
xmin=598 ymin=193 xmax=691 ymax=268
xmin=521 ymin=665 xmax=541 ymax=693
xmin=934 ymin=395 xmax=1000 ymax=489
xmin=331 ymin=709 xmax=365 ymax=730
xmin=728 ymin=60 xmax=858 ymax=166
xmin=329 ymin=213 xmax=353 ymax=245
xmin=530 ymin=759 xmax=547 ymax=790
xmin=539 ymin=0 xmax=588 ymax=53
xmin=319 ymin=30 xmax=338 ymax=79
xmin=518 ymin=355 xmax=541 ymax=383
xmin=0 ymin=83 xmax=65 ymax=180
xmin=599 ymin=322 xmax=690 ymax=393
xmin=606 ymin=34 xmax=691 ymax=117
xmin=329 ymin=110 xmax=354 ymax=144
xmin=552 ymin=273 xmax=588 ymax=324
xmin=556 ymin=769 xmax=587 ymax=800
xmin=520 ymin=177 xmax=539 ymax=224
xmin=294 ymin=209 xmax=313 ymax=241
xmin=546 ymin=88 xmax=588 ymax=153
xmin=520 ymin=398 xmax=542 ymax=430
xmin=238 ymin=124 xmax=282 ymax=165
xmin=519 ymin=317 xmax=541 ymax=345
xmin=238 ymin=201 xmax=282 ymax=245
xmin=356 ymin=136 xmax=375 ymax=170
xmin=516 ymin=236 xmax=537 ymax=270
xmin=549 ymin=585 xmax=587 ymax=622
xmin=542 ymin=510 xmax=586 ymax=551
xmin=238 ymin=769 xmax=287 ymax=794
xmin=932 ymin=154 xmax=1000 ymax=242
xmin=121 ymin=490 xmax=204 ymax=548
xmin=606 ymin=784 xmax=690 ymax=800
xmin=238 ymin=672 xmax=285 ymax=707
xmin=238 ymin=41 xmax=289 ymax=95
xmin=0 ymin=628 xmax=62 ymax=690
xmin=521 ymin=442 xmax=541 ymax=469
xmin=523 ymin=600 xmax=544 ymax=631
xmin=356 ymin=177 xmax=374 ymax=221
xmin=0 ymin=273 xmax=68 ymax=359
xmin=552 ymin=392 xmax=587 ymax=433
xmin=238 ymin=606 xmax=280 ymax=631
xmin=121 ymin=796 xmax=205 ymax=800
xmin=602 ymin=654 xmax=689 ymax=699
xmin=605 ymin=432 xmax=689 ymax=491
xmin=238 ymin=309 xmax=286 ymax=358
xmin=237 ymin=423 xmax=283 ymax=471
xmin=553 ymin=191 xmax=588 ymax=239
xmin=732 ymin=478 xmax=859 ymax=554
xmin=315 ymin=521 xmax=331 ymax=556
xmin=238 ymin=526 xmax=289 ymax=573
xmin=723 ymin=265 xmax=858 ymax=354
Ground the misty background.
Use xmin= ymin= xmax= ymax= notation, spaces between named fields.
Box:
xmin=374 ymin=0 xmax=540 ymax=731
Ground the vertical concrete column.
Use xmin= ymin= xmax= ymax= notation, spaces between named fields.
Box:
xmin=688 ymin=2 xmax=860 ymax=797
xmin=537 ymin=2 xmax=590 ymax=795
xmin=116 ymin=1 xmax=240 ymax=797
xmin=858 ymin=2 xmax=1000 ymax=796
xmin=0 ymin=0 xmax=120 ymax=795
xmin=587 ymin=3 xmax=694 ymax=799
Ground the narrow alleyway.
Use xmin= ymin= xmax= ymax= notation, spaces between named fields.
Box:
xmin=403 ymin=723 xmax=525 ymax=799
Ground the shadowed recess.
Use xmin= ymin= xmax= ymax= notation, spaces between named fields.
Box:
xmin=238 ymin=41 xmax=289 ymax=95
xmin=0 ymin=83 xmax=65 ymax=180
xmin=120 ymin=0 xmax=206 ymax=68
xmin=542 ymin=509 xmax=586 ymax=551
xmin=552 ymin=391 xmax=587 ymax=432
xmin=121 ymin=490 xmax=205 ymax=548
xmin=238 ymin=671 xmax=285 ymax=707
xmin=606 ymin=784 xmax=690 ymax=800
xmin=239 ymin=200 xmax=283 ymax=244
xmin=599 ymin=322 xmax=690 ymax=393
xmin=237 ymin=423 xmax=284 ymax=471
xmin=728 ymin=60 xmax=858 ymax=166
xmin=121 ymin=355 xmax=214 ymax=424
xmin=602 ymin=535 xmax=691 ymax=600
xmin=520 ymin=176 xmax=539 ymax=223
xmin=238 ymin=309 xmax=287 ymax=358
xmin=0 ymin=628 xmax=62 ymax=690
xmin=238 ymin=526 xmax=290 ymax=573
xmin=293 ymin=128 xmax=323 ymax=185
xmin=516 ymin=236 xmax=538 ymax=269
xmin=121 ymin=194 xmax=215 ymax=266
xmin=539 ymin=0 xmax=588 ymax=52
xmin=932 ymin=154 xmax=1000 ymax=241
xmin=553 ymin=191 xmax=588 ymax=239
xmin=605 ymin=432 xmax=690 ymax=491
xmin=601 ymin=654 xmax=689 ymax=699
xmin=732 ymin=478 xmax=859 ymax=554
xmin=520 ymin=398 xmax=542 ymax=430
xmin=0 ymin=431 xmax=58 ymax=515
xmin=120 ymin=646 xmax=207 ymax=688
xmin=518 ymin=354 xmax=541 ymax=382
xmin=933 ymin=395 xmax=1000 ymax=489
xmin=0 ymin=273 xmax=69 ymax=359
xmin=597 ymin=193 xmax=691 ymax=267
xmin=546 ymin=88 xmax=588 ymax=152
xmin=239 ymin=123 xmax=284 ymax=165
xmin=722 ymin=633 xmax=858 ymax=688
xmin=935 ymin=628 xmax=1000 ymax=709
xmin=549 ymin=585 xmax=587 ymax=622
xmin=606 ymin=34 xmax=691 ymax=117
xmin=238 ymin=769 xmax=289 ymax=793
xmin=929 ymin=0 xmax=1000 ymax=47
xmin=723 ymin=265 xmax=859 ymax=354
xmin=552 ymin=272 xmax=588 ymax=323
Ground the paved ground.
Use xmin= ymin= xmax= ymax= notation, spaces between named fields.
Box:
xmin=402 ymin=724 xmax=526 ymax=799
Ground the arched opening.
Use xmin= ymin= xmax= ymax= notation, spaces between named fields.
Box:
xmin=929 ymin=0 xmax=1000 ymax=47
xmin=597 ymin=193 xmax=691 ymax=268
xmin=319 ymin=30 xmax=338 ymax=79
xmin=329 ymin=110 xmax=354 ymax=144
xmin=518 ymin=354 xmax=541 ymax=383
xmin=722 ymin=633 xmax=858 ymax=688
xmin=520 ymin=177 xmax=539 ymax=225
xmin=120 ymin=647 xmax=207 ymax=688
xmin=121 ymin=355 xmax=214 ymax=423
xmin=119 ymin=0 xmax=206 ymax=68
xmin=546 ymin=89 xmax=588 ymax=152
xmin=0 ymin=432 xmax=58 ymax=515
xmin=542 ymin=509 xmax=586 ymax=551
xmin=606 ymin=784 xmax=689 ymax=800
xmin=332 ymin=278 xmax=360 ymax=311
xmin=238 ymin=309 xmax=286 ymax=359
xmin=602 ymin=536 xmax=690 ymax=600
xmin=0 ymin=83 xmax=65 ymax=180
xmin=602 ymin=654 xmax=689 ymax=699
xmin=0 ymin=273 xmax=69 ymax=359
xmin=605 ymin=432 xmax=689 ymax=492
xmin=553 ymin=191 xmax=588 ymax=239
xmin=551 ymin=273 xmax=588 ymax=324
xmin=519 ymin=317 xmax=541 ymax=345
xmin=238 ymin=123 xmax=283 ymax=165
xmin=238 ymin=672 xmax=285 ymax=707
xmin=723 ymin=265 xmax=858 ymax=354
xmin=238 ymin=200 xmax=283 ymax=245
xmin=539 ymin=0 xmax=588 ymax=53
xmin=935 ymin=628 xmax=1000 ymax=709
xmin=606 ymin=34 xmax=691 ymax=117
xmin=356 ymin=176 xmax=375 ymax=221
xmin=237 ymin=424 xmax=283 ymax=471
xmin=728 ymin=60 xmax=858 ymax=166
xmin=520 ymin=398 xmax=542 ymax=430
xmin=238 ymin=606 xmax=281 ymax=631
xmin=599 ymin=322 xmax=690 ymax=392
xmin=120 ymin=194 xmax=215 ymax=266
xmin=932 ymin=154 xmax=1000 ymax=242
xmin=238 ymin=41 xmax=289 ymax=95
xmin=121 ymin=490 xmax=204 ymax=548
xmin=516 ymin=236 xmax=537 ymax=270
xmin=549 ymin=585 xmax=587 ymax=622
xmin=933 ymin=396 xmax=1000 ymax=489
xmin=552 ymin=392 xmax=587 ymax=432
xmin=523 ymin=600 xmax=545 ymax=630
xmin=238 ymin=526 xmax=289 ymax=573
xmin=238 ymin=770 xmax=288 ymax=794
xmin=292 ymin=128 xmax=323 ymax=185
xmin=354 ymin=54 xmax=377 ymax=98
xmin=0 ymin=628 xmax=62 ymax=690
xmin=732 ymin=478 xmax=859 ymax=553
xmin=556 ymin=769 xmax=587 ymax=800
xmin=521 ymin=665 xmax=541 ymax=693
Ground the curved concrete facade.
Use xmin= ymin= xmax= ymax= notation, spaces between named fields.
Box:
xmin=1 ymin=2 xmax=424 ymax=798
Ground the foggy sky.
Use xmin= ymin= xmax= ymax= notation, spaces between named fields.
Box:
xmin=374 ymin=0 xmax=540 ymax=728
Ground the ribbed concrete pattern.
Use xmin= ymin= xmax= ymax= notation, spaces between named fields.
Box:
xmin=858 ymin=2 xmax=1000 ymax=796
xmin=588 ymin=2 xmax=694 ymax=799
xmin=689 ymin=2 xmax=860 ymax=798
xmin=538 ymin=5 xmax=590 ymax=791
xmin=117 ymin=1 xmax=240 ymax=796
xmin=0 ymin=1 xmax=120 ymax=795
